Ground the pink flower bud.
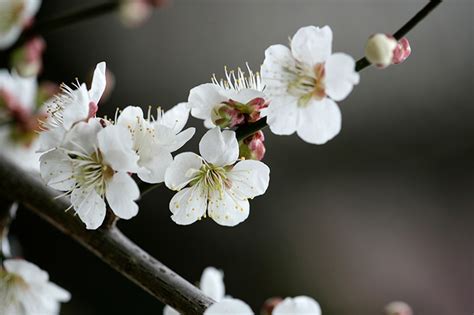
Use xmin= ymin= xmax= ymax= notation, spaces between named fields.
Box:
xmin=260 ymin=297 xmax=283 ymax=315
xmin=211 ymin=102 xmax=245 ymax=128
xmin=10 ymin=37 xmax=45 ymax=77
xmin=239 ymin=131 xmax=266 ymax=161
xmin=385 ymin=301 xmax=413 ymax=315
xmin=392 ymin=37 xmax=411 ymax=65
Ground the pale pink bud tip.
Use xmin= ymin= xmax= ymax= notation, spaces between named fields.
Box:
xmin=239 ymin=131 xmax=266 ymax=161
xmin=392 ymin=37 xmax=411 ymax=64
xmin=88 ymin=102 xmax=98 ymax=119
xmin=385 ymin=301 xmax=413 ymax=315
xmin=260 ymin=297 xmax=283 ymax=315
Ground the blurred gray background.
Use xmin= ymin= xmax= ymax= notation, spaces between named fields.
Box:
xmin=10 ymin=0 xmax=473 ymax=314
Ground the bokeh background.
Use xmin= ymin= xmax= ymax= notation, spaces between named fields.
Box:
xmin=8 ymin=0 xmax=473 ymax=314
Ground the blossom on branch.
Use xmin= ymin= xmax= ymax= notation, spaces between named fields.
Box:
xmin=262 ymin=25 xmax=359 ymax=144
xmin=0 ymin=0 xmax=41 ymax=49
xmin=115 ymin=103 xmax=195 ymax=184
xmin=164 ymin=266 xmax=225 ymax=315
xmin=0 ymin=259 xmax=70 ymax=315
xmin=165 ymin=127 xmax=270 ymax=226
xmin=188 ymin=65 xmax=267 ymax=129
xmin=38 ymin=62 xmax=107 ymax=152
xmin=365 ymin=34 xmax=411 ymax=68
xmin=40 ymin=118 xmax=140 ymax=230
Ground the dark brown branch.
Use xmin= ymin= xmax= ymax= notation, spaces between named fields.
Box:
xmin=0 ymin=155 xmax=214 ymax=314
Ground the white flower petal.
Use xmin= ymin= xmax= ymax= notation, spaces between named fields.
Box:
xmin=163 ymin=305 xmax=180 ymax=315
xmin=200 ymin=267 xmax=225 ymax=301
xmin=71 ymin=188 xmax=106 ymax=230
xmin=62 ymin=118 xmax=102 ymax=155
xmin=4 ymin=259 xmax=48 ymax=283
xmin=155 ymin=124 xmax=195 ymax=153
xmin=165 ymin=152 xmax=203 ymax=191
xmin=266 ymin=96 xmax=299 ymax=135
xmin=199 ymin=128 xmax=238 ymax=167
xmin=88 ymin=62 xmax=106 ymax=104
xmin=160 ymin=102 xmax=190 ymax=133
xmin=137 ymin=147 xmax=173 ymax=184
xmin=0 ymin=26 xmax=21 ymax=49
xmin=324 ymin=53 xmax=360 ymax=101
xmin=169 ymin=186 xmax=207 ymax=225
xmin=296 ymin=98 xmax=341 ymax=145
xmin=204 ymin=298 xmax=254 ymax=315
xmin=189 ymin=83 xmax=226 ymax=122
xmin=38 ymin=126 xmax=66 ymax=152
xmin=106 ymin=172 xmax=139 ymax=220
xmin=204 ymin=118 xmax=216 ymax=129
xmin=98 ymin=124 xmax=139 ymax=172
xmin=42 ymin=282 xmax=71 ymax=302
xmin=62 ymin=84 xmax=90 ymax=130
xmin=116 ymin=106 xmax=144 ymax=131
xmin=261 ymin=44 xmax=296 ymax=94
xmin=208 ymin=189 xmax=249 ymax=227
xmin=228 ymin=160 xmax=270 ymax=199
xmin=291 ymin=25 xmax=333 ymax=65
xmin=273 ymin=296 xmax=321 ymax=315
xmin=39 ymin=149 xmax=75 ymax=191
xmin=225 ymin=88 xmax=264 ymax=105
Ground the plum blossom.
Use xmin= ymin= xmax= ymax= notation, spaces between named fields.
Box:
xmin=0 ymin=69 xmax=44 ymax=170
xmin=39 ymin=118 xmax=140 ymax=230
xmin=38 ymin=61 xmax=107 ymax=152
xmin=0 ymin=259 xmax=70 ymax=315
xmin=188 ymin=65 xmax=267 ymax=129
xmin=0 ymin=0 xmax=41 ymax=49
xmin=365 ymin=34 xmax=411 ymax=68
xmin=115 ymin=103 xmax=195 ymax=184
xmin=163 ymin=266 xmax=225 ymax=315
xmin=204 ymin=296 xmax=321 ymax=315
xmin=165 ymin=127 xmax=270 ymax=226
xmin=262 ymin=25 xmax=360 ymax=144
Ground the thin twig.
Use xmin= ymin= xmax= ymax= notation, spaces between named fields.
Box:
xmin=235 ymin=0 xmax=443 ymax=137
xmin=0 ymin=155 xmax=214 ymax=314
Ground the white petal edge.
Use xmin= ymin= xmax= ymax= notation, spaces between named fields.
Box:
xmin=200 ymin=267 xmax=225 ymax=301
xmin=164 ymin=152 xmax=203 ymax=191
xmin=169 ymin=185 xmax=207 ymax=225
xmin=204 ymin=298 xmax=254 ymax=315
xmin=228 ymin=160 xmax=270 ymax=199
xmin=199 ymin=127 xmax=238 ymax=167
xmin=89 ymin=61 xmax=106 ymax=104
xmin=291 ymin=25 xmax=333 ymax=65
xmin=106 ymin=172 xmax=140 ymax=220
xmin=324 ymin=53 xmax=360 ymax=102
xmin=98 ymin=124 xmax=139 ymax=173
xmin=71 ymin=188 xmax=106 ymax=230
xmin=273 ymin=296 xmax=321 ymax=315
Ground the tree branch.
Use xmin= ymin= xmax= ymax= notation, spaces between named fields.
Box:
xmin=0 ymin=155 xmax=214 ymax=314
xmin=236 ymin=0 xmax=443 ymax=138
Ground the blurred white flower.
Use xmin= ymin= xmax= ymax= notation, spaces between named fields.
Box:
xmin=0 ymin=69 xmax=43 ymax=170
xmin=119 ymin=0 xmax=168 ymax=28
xmin=165 ymin=127 xmax=269 ymax=226
xmin=189 ymin=65 xmax=267 ymax=128
xmin=163 ymin=266 xmax=225 ymax=315
xmin=0 ymin=259 xmax=70 ymax=315
xmin=262 ymin=25 xmax=359 ymax=144
xmin=116 ymin=103 xmax=195 ymax=184
xmin=40 ymin=118 xmax=140 ymax=230
xmin=204 ymin=296 xmax=321 ymax=315
xmin=0 ymin=0 xmax=41 ymax=49
xmin=38 ymin=61 xmax=107 ymax=152
xmin=385 ymin=301 xmax=413 ymax=315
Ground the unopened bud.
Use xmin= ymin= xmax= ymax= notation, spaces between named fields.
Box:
xmin=211 ymin=102 xmax=245 ymax=128
xmin=385 ymin=301 xmax=413 ymax=315
xmin=260 ymin=297 xmax=283 ymax=315
xmin=119 ymin=0 xmax=169 ymax=27
xmin=247 ymin=97 xmax=267 ymax=123
xmin=10 ymin=37 xmax=45 ymax=77
xmin=365 ymin=34 xmax=411 ymax=68
xmin=239 ymin=131 xmax=266 ymax=161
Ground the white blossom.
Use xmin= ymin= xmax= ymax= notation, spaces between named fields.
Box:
xmin=165 ymin=127 xmax=270 ymax=226
xmin=40 ymin=118 xmax=140 ymax=230
xmin=38 ymin=61 xmax=107 ymax=152
xmin=115 ymin=103 xmax=195 ymax=184
xmin=0 ymin=0 xmax=41 ymax=49
xmin=262 ymin=25 xmax=359 ymax=144
xmin=0 ymin=69 xmax=41 ymax=170
xmin=0 ymin=259 xmax=70 ymax=315
xmin=189 ymin=65 xmax=266 ymax=128
xmin=204 ymin=296 xmax=321 ymax=315
xmin=164 ymin=266 xmax=225 ymax=315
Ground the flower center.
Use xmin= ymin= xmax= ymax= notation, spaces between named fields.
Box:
xmin=71 ymin=151 xmax=114 ymax=196
xmin=287 ymin=62 xmax=326 ymax=106
xmin=190 ymin=163 xmax=231 ymax=193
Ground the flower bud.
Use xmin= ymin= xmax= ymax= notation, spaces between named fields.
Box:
xmin=119 ymin=0 xmax=169 ymax=27
xmin=211 ymin=102 xmax=245 ymax=128
xmin=365 ymin=34 xmax=411 ymax=68
xmin=10 ymin=37 xmax=45 ymax=77
xmin=385 ymin=301 xmax=413 ymax=315
xmin=239 ymin=131 xmax=266 ymax=161
xmin=247 ymin=97 xmax=267 ymax=123
xmin=260 ymin=297 xmax=283 ymax=315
